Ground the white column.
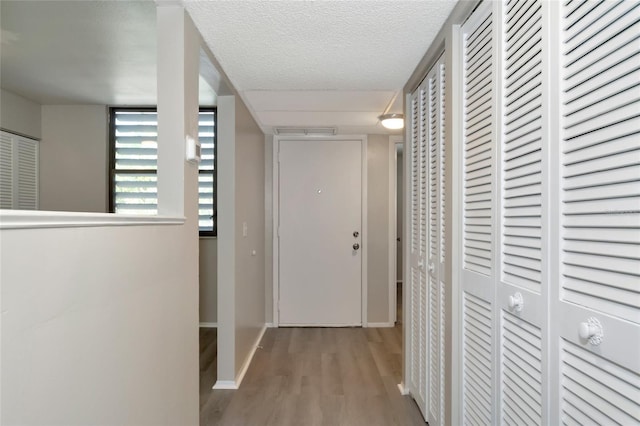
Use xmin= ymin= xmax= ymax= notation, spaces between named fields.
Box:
xmin=156 ymin=5 xmax=199 ymax=222
xmin=156 ymin=5 xmax=200 ymax=421
xmin=214 ymin=95 xmax=237 ymax=387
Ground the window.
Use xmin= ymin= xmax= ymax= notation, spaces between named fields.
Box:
xmin=0 ymin=130 xmax=39 ymax=210
xmin=109 ymin=108 xmax=217 ymax=236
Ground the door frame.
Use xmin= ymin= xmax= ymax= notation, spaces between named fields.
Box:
xmin=272 ymin=135 xmax=368 ymax=327
xmin=389 ymin=135 xmax=404 ymax=326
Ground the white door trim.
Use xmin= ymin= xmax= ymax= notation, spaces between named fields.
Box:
xmin=272 ymin=135 xmax=368 ymax=327
xmin=389 ymin=135 xmax=403 ymax=325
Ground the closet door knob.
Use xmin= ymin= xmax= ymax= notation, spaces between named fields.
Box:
xmin=508 ymin=292 xmax=523 ymax=312
xmin=579 ymin=317 xmax=604 ymax=346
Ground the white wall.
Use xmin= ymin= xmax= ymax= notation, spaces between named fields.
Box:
xmin=397 ymin=149 xmax=403 ymax=282
xmin=215 ymin=93 xmax=266 ymax=386
xmin=199 ymin=238 xmax=217 ymax=323
xmin=0 ymin=89 xmax=42 ymax=140
xmin=234 ymin=96 xmax=265 ymax=374
xmin=0 ymin=6 xmax=201 ymax=424
xmin=0 ymin=223 xmax=198 ymax=425
xmin=264 ymin=134 xmax=274 ymax=324
xmin=367 ymin=134 xmax=392 ymax=324
xmin=40 ymin=105 xmax=108 ymax=212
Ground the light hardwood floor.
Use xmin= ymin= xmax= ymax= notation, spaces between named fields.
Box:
xmin=200 ymin=285 xmax=424 ymax=425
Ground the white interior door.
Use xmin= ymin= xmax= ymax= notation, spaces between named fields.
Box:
xmin=497 ymin=1 xmax=547 ymax=424
xmin=554 ymin=1 xmax=640 ymax=423
xmin=459 ymin=3 xmax=498 ymax=424
xmin=407 ymin=53 xmax=447 ymax=424
xmin=408 ymin=85 xmax=428 ymax=416
xmin=278 ymin=139 xmax=362 ymax=326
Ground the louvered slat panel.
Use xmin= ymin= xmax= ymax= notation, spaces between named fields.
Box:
xmin=439 ymin=280 xmax=446 ymax=423
xmin=463 ymin=292 xmax=492 ymax=425
xmin=418 ymin=83 xmax=429 ymax=408
xmin=421 ymin=86 xmax=428 ymax=261
xmin=427 ymin=71 xmax=439 ymax=420
xmin=114 ymin=173 xmax=158 ymax=215
xmin=502 ymin=0 xmax=543 ymax=294
xmin=464 ymin=10 xmax=494 ymax=276
xmin=429 ymin=77 xmax=438 ymax=261
xmin=16 ymin=138 xmax=38 ymax=210
xmin=429 ymin=270 xmax=438 ymax=416
xmin=501 ymin=311 xmax=543 ymax=425
xmin=419 ymin=268 xmax=427 ymax=403
xmin=0 ymin=133 xmax=13 ymax=209
xmin=411 ymin=94 xmax=420 ymax=254
xmin=199 ymin=173 xmax=215 ymax=231
xmin=411 ymin=268 xmax=420 ymax=390
xmin=561 ymin=0 xmax=640 ymax=323
xmin=439 ymin=64 xmax=446 ymax=264
xmin=561 ymin=339 xmax=640 ymax=425
xmin=409 ymin=90 xmax=422 ymax=398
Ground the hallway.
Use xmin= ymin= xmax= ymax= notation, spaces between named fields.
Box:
xmin=200 ymin=286 xmax=424 ymax=425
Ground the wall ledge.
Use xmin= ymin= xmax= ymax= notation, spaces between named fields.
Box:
xmin=0 ymin=210 xmax=185 ymax=230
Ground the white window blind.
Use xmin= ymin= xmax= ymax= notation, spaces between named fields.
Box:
xmin=0 ymin=130 xmax=38 ymax=210
xmin=111 ymin=109 xmax=216 ymax=234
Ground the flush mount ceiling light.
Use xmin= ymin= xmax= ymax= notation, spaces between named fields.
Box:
xmin=378 ymin=113 xmax=404 ymax=130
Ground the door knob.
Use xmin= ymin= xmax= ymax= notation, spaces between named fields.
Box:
xmin=579 ymin=317 xmax=604 ymax=346
xmin=353 ymin=243 xmax=360 ymax=250
xmin=508 ymin=292 xmax=524 ymax=312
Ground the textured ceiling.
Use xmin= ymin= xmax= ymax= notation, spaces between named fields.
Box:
xmin=186 ymin=0 xmax=457 ymax=134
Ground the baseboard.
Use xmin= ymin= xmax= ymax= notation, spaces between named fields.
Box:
xmin=234 ymin=323 xmax=268 ymax=388
xmin=397 ymin=383 xmax=409 ymax=395
xmin=199 ymin=322 xmax=218 ymax=328
xmin=367 ymin=322 xmax=395 ymax=328
xmin=265 ymin=322 xmax=275 ymax=328
xmin=212 ymin=380 xmax=237 ymax=390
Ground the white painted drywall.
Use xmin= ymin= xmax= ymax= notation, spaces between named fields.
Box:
xmin=0 ymin=224 xmax=198 ymax=425
xmin=0 ymin=89 xmax=42 ymax=139
xmin=216 ymin=94 xmax=236 ymax=383
xmin=199 ymin=238 xmax=218 ymax=323
xmin=397 ymin=150 xmax=403 ymax=282
xmin=1 ymin=7 xmax=202 ymax=424
xmin=234 ymin=95 xmax=265 ymax=373
xmin=367 ymin=134 xmax=392 ymax=323
xmin=213 ymin=92 xmax=267 ymax=385
xmin=264 ymin=134 xmax=274 ymax=324
xmin=39 ymin=105 xmax=108 ymax=213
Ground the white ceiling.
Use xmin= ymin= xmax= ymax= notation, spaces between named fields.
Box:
xmin=1 ymin=0 xmax=457 ymax=135
xmin=1 ymin=1 xmax=159 ymax=105
xmin=0 ymin=0 xmax=216 ymax=106
xmin=186 ymin=0 xmax=457 ymax=134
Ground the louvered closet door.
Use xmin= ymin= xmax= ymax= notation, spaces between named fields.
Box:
xmin=459 ymin=2 xmax=497 ymax=424
xmin=408 ymin=86 xmax=428 ymax=417
xmin=0 ymin=130 xmax=38 ymax=210
xmin=497 ymin=1 xmax=547 ymax=424
xmin=426 ymin=54 xmax=446 ymax=426
xmin=554 ymin=1 xmax=640 ymax=423
xmin=0 ymin=132 xmax=14 ymax=209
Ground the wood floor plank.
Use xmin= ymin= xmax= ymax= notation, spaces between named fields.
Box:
xmin=200 ymin=285 xmax=425 ymax=425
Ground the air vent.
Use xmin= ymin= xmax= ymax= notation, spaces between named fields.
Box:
xmin=274 ymin=127 xmax=336 ymax=136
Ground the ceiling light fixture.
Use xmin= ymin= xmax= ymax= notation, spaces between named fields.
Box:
xmin=378 ymin=113 xmax=404 ymax=130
